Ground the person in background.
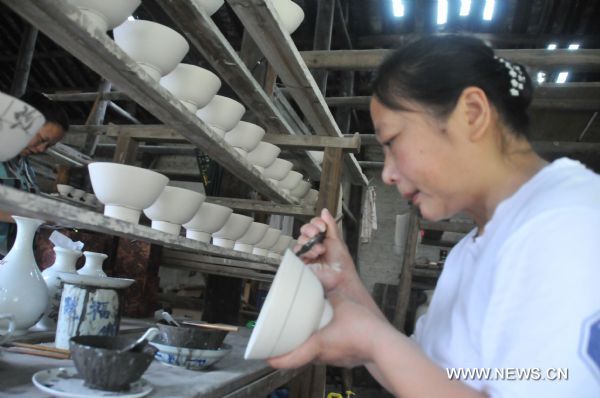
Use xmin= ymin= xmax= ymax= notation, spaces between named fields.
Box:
xmin=0 ymin=91 xmax=69 ymax=255
xmin=270 ymin=36 xmax=600 ymax=397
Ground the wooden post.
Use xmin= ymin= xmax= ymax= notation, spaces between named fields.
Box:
xmin=112 ymin=133 xmax=138 ymax=164
xmin=312 ymin=0 xmax=335 ymax=95
xmin=54 ymin=164 xmax=70 ymax=192
xmin=316 ymin=147 xmax=344 ymax=213
xmin=10 ymin=24 xmax=38 ymax=97
xmin=392 ymin=209 xmax=420 ymax=332
xmin=82 ymin=78 xmax=112 ymax=156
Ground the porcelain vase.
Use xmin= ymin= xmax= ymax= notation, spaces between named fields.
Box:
xmin=0 ymin=216 xmax=49 ymax=335
xmin=78 ymin=251 xmax=108 ymax=277
xmin=37 ymin=246 xmax=82 ymax=330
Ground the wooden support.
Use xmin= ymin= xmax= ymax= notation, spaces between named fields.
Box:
xmin=45 ymin=91 xmax=128 ymax=102
xmin=312 ymin=0 xmax=335 ymax=94
xmin=10 ymin=23 xmax=38 ymax=97
xmin=205 ymin=197 xmax=314 ymax=217
xmin=82 ymin=78 xmax=112 ymax=156
xmin=316 ymin=147 xmax=344 ymax=213
xmin=392 ymin=209 xmax=419 ymax=332
xmin=112 ymin=133 xmax=138 ymax=164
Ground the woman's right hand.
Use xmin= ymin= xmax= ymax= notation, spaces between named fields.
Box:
xmin=295 ymin=208 xmax=358 ymax=293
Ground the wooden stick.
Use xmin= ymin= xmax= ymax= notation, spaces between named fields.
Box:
xmin=5 ymin=347 xmax=70 ymax=360
xmin=182 ymin=321 xmax=239 ymax=332
xmin=9 ymin=342 xmax=70 ymax=355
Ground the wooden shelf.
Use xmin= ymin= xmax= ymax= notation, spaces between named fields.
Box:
xmin=227 ymin=0 xmax=368 ymax=186
xmin=2 ymin=0 xmax=297 ymax=204
xmin=0 ymin=185 xmax=279 ymax=272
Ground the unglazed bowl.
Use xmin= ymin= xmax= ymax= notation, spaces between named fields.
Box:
xmin=290 ymin=180 xmax=311 ymax=199
xmin=234 ymin=222 xmax=269 ymax=253
xmin=183 ymin=203 xmax=233 ymax=243
xmin=193 ymin=0 xmax=225 ymax=16
xmin=252 ymin=227 xmax=282 ymax=256
xmin=66 ymin=0 xmax=141 ymax=32
xmin=224 ymin=121 xmax=265 ymax=155
xmin=262 ymin=159 xmax=293 ymax=181
xmin=272 ymin=0 xmax=305 ymax=34
xmin=113 ymin=20 xmax=189 ymax=81
xmin=143 ymin=186 xmax=205 ymax=235
xmin=278 ymin=170 xmax=303 ymax=191
xmin=88 ymin=162 xmax=169 ymax=224
xmin=212 ymin=214 xmax=253 ymax=249
xmin=160 ymin=63 xmax=221 ymax=113
xmin=195 ymin=95 xmax=245 ymax=137
xmin=247 ymin=142 xmax=280 ymax=170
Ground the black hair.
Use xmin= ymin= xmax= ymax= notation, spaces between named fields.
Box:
xmin=372 ymin=35 xmax=533 ymax=138
xmin=20 ymin=91 xmax=70 ymax=132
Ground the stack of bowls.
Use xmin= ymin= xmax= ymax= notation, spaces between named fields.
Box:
xmin=247 ymin=142 xmax=280 ymax=172
xmin=212 ymin=214 xmax=253 ymax=249
xmin=224 ymin=121 xmax=265 ymax=157
xmin=160 ymin=64 xmax=221 ymax=113
xmin=183 ymin=202 xmax=233 ymax=243
xmin=195 ymin=95 xmax=245 ymax=137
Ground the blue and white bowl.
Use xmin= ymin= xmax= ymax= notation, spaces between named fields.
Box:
xmin=150 ymin=340 xmax=232 ymax=370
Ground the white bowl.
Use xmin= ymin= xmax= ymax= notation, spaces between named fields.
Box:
xmin=290 ymin=181 xmax=311 ymax=199
xmin=278 ymin=171 xmax=303 ymax=191
xmin=66 ymin=0 xmax=141 ymax=32
xmin=113 ymin=20 xmax=189 ymax=81
xmin=272 ymin=0 xmax=305 ymax=34
xmin=247 ymin=142 xmax=280 ymax=169
xmin=269 ymin=235 xmax=293 ymax=255
xmin=193 ymin=0 xmax=225 ymax=16
xmin=234 ymin=222 xmax=269 ymax=253
xmin=56 ymin=184 xmax=74 ymax=198
xmin=143 ymin=186 xmax=205 ymax=235
xmin=303 ymin=189 xmax=319 ymax=206
xmin=151 ymin=340 xmax=231 ymax=370
xmin=212 ymin=214 xmax=253 ymax=249
xmin=183 ymin=203 xmax=233 ymax=243
xmin=263 ymin=159 xmax=293 ymax=181
xmin=252 ymin=228 xmax=282 ymax=256
xmin=224 ymin=121 xmax=265 ymax=155
xmin=245 ymin=250 xmax=333 ymax=359
xmin=88 ymin=162 xmax=169 ymax=224
xmin=71 ymin=188 xmax=86 ymax=201
xmin=195 ymin=96 xmax=245 ymax=137
xmin=309 ymin=150 xmax=324 ymax=164
xmin=160 ymin=64 xmax=221 ymax=113
xmin=0 ymin=91 xmax=45 ymax=162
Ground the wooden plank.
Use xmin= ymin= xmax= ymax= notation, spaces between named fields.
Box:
xmin=300 ymin=49 xmax=600 ymax=71
xmin=161 ymin=260 xmax=274 ymax=282
xmin=262 ymin=133 xmax=361 ymax=151
xmin=0 ymin=185 xmax=279 ymax=267
xmin=2 ymin=0 xmax=296 ymax=204
xmin=46 ymin=91 xmax=128 ymax=102
xmin=316 ymin=147 xmax=343 ymax=213
xmin=163 ymin=249 xmax=277 ymax=273
xmin=10 ymin=23 xmax=38 ymax=97
xmin=312 ymin=0 xmax=335 ymax=94
xmin=82 ymin=78 xmax=112 ymax=155
xmin=112 ymin=133 xmax=138 ymax=164
xmin=205 ymin=197 xmax=314 ymax=217
xmin=156 ymin=0 xmax=321 ymax=180
xmin=227 ymin=0 xmax=367 ymax=186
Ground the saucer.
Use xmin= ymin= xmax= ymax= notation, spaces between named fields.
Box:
xmin=57 ymin=273 xmax=135 ymax=289
xmin=32 ymin=367 xmax=152 ymax=398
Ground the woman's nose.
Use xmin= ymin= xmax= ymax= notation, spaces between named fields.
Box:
xmin=381 ymin=155 xmax=398 ymax=185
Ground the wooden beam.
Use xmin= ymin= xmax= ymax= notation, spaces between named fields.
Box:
xmin=312 ymin=0 xmax=335 ymax=94
xmin=316 ymin=147 xmax=343 ymax=213
xmin=205 ymin=197 xmax=314 ymax=217
xmin=3 ymin=0 xmax=296 ymax=204
xmin=10 ymin=23 xmax=38 ymax=97
xmin=45 ymin=91 xmax=129 ymax=102
xmin=227 ymin=0 xmax=367 ymax=186
xmin=263 ymin=133 xmax=360 ymax=152
xmin=300 ymin=49 xmax=600 ymax=71
xmin=82 ymin=79 xmax=112 ymax=156
xmin=112 ymin=133 xmax=138 ymax=164
xmin=156 ymin=1 xmax=321 ymax=181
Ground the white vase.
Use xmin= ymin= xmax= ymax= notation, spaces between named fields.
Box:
xmin=37 ymin=246 xmax=82 ymax=330
xmin=78 ymin=251 xmax=108 ymax=277
xmin=0 ymin=216 xmax=49 ymax=335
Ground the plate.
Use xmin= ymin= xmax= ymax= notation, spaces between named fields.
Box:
xmin=150 ymin=341 xmax=232 ymax=370
xmin=32 ymin=367 xmax=152 ymax=398
xmin=57 ymin=272 xmax=135 ymax=289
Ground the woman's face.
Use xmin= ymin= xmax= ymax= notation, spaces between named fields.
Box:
xmin=20 ymin=122 xmax=65 ymax=157
xmin=370 ymin=97 xmax=475 ymax=221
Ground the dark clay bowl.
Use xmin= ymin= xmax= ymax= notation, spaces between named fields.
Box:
xmin=70 ymin=335 xmax=157 ymax=392
xmin=156 ymin=321 xmax=228 ymax=350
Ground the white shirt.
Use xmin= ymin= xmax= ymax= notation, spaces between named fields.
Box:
xmin=414 ymin=158 xmax=600 ymax=397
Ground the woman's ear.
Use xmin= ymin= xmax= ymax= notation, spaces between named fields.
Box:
xmin=455 ymin=86 xmax=491 ymax=142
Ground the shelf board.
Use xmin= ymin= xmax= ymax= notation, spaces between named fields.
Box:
xmin=0 ymin=185 xmax=279 ymax=270
xmin=2 ymin=0 xmax=296 ymax=204
xmin=157 ymin=0 xmax=322 ymax=180
xmin=227 ymin=0 xmax=367 ymax=186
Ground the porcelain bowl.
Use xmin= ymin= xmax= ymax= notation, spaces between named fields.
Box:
xmin=0 ymin=91 xmax=45 ymax=162
xmin=252 ymin=227 xmax=282 ymax=256
xmin=245 ymin=250 xmax=333 ymax=359
xmin=272 ymin=0 xmax=305 ymax=34
xmin=212 ymin=214 xmax=253 ymax=249
xmin=160 ymin=63 xmax=221 ymax=113
xmin=143 ymin=186 xmax=205 ymax=235
xmin=269 ymin=235 xmax=293 ymax=255
xmin=88 ymin=162 xmax=169 ymax=224
xmin=70 ymin=335 xmax=157 ymax=392
xmin=113 ymin=20 xmax=189 ymax=81
xmin=263 ymin=159 xmax=293 ymax=181
xmin=193 ymin=0 xmax=225 ymax=16
xmin=183 ymin=202 xmax=233 ymax=243
xmin=224 ymin=121 xmax=265 ymax=155
xmin=309 ymin=150 xmax=324 ymax=164
xmin=303 ymin=189 xmax=319 ymax=206
xmin=234 ymin=222 xmax=269 ymax=253
xmin=66 ymin=0 xmax=141 ymax=32
xmin=152 ymin=340 xmax=232 ymax=370
xmin=290 ymin=180 xmax=311 ymax=199
xmin=247 ymin=142 xmax=280 ymax=170
xmin=278 ymin=170 xmax=303 ymax=191
xmin=71 ymin=188 xmax=86 ymax=201
xmin=195 ymin=95 xmax=245 ymax=137
xmin=155 ymin=321 xmax=228 ymax=350
xmin=56 ymin=184 xmax=74 ymax=198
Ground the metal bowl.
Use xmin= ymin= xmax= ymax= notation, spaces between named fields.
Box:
xmin=156 ymin=320 xmax=228 ymax=350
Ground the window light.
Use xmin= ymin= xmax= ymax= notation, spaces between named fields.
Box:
xmin=568 ymin=43 xmax=580 ymax=50
xmin=392 ymin=0 xmax=405 ymax=17
xmin=460 ymin=0 xmax=471 ymax=16
xmin=547 ymin=43 xmax=557 ymax=50
xmin=437 ymin=0 xmax=448 ymax=25
xmin=483 ymin=0 xmax=495 ymax=21
xmin=556 ymin=72 xmax=569 ymax=84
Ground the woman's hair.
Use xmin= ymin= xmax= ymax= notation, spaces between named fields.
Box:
xmin=372 ymin=35 xmax=534 ymax=138
xmin=20 ymin=91 xmax=70 ymax=132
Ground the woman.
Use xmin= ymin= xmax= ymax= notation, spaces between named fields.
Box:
xmin=269 ymin=36 xmax=600 ymax=397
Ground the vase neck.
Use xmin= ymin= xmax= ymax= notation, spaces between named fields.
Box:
xmin=52 ymin=248 xmax=81 ymax=272
xmin=11 ymin=216 xmax=44 ymax=251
